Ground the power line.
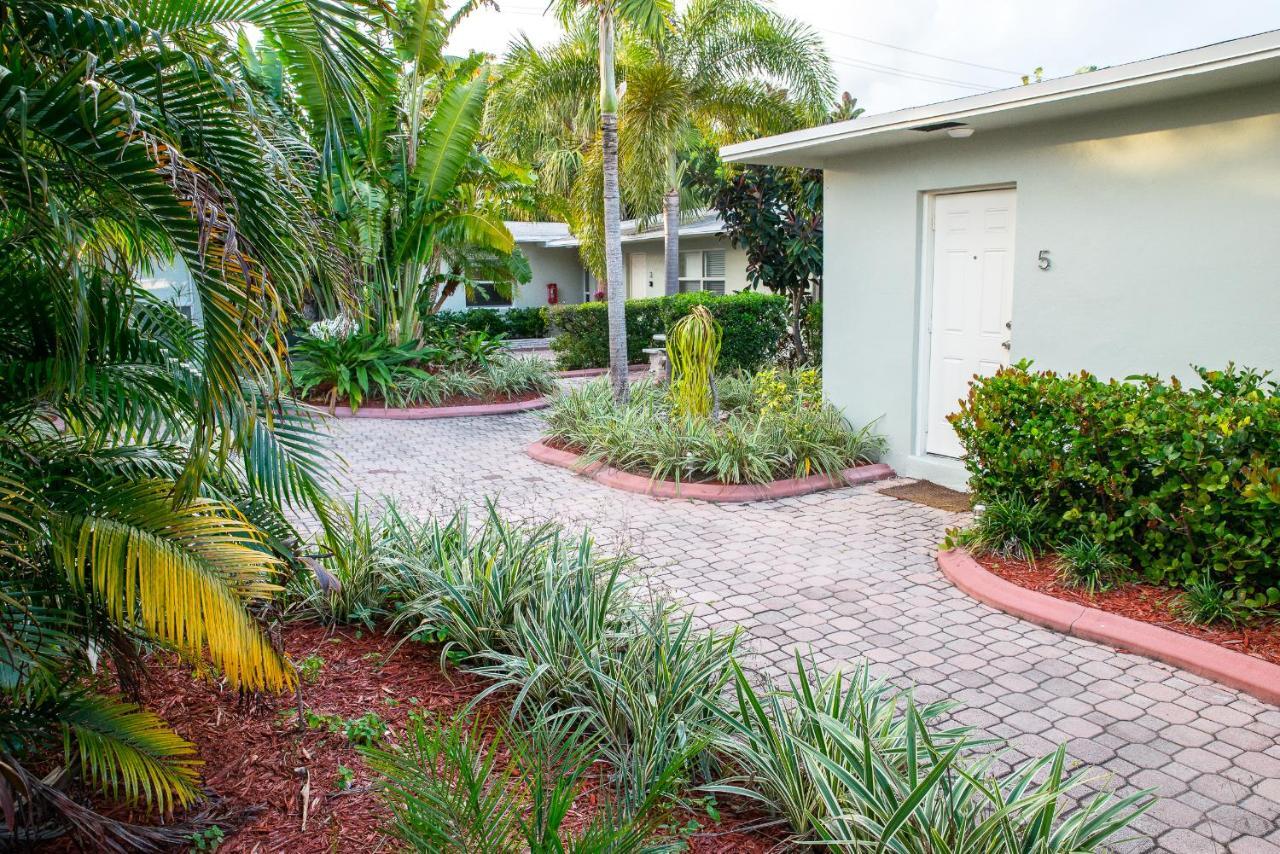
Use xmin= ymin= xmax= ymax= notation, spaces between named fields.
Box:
xmin=816 ymin=24 xmax=1022 ymax=76
xmin=829 ymin=54 xmax=994 ymax=91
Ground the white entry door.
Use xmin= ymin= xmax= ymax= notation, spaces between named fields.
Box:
xmin=925 ymin=189 xmax=1016 ymax=458
xmin=627 ymin=253 xmax=650 ymax=299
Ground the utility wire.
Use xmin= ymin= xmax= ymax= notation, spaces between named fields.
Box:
xmin=816 ymin=24 xmax=1022 ymax=76
xmin=829 ymin=54 xmax=994 ymax=90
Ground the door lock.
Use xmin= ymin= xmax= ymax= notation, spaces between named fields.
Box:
xmin=1001 ymin=340 xmax=1011 ymax=350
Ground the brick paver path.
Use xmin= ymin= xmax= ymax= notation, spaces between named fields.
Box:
xmin=327 ymin=406 xmax=1280 ymax=853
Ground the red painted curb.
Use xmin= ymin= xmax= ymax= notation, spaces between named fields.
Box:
xmin=321 ymin=396 xmax=551 ymax=420
xmin=938 ymin=549 xmax=1280 ymax=707
xmin=527 ymin=438 xmax=895 ymax=503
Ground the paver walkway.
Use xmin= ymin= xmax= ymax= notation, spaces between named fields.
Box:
xmin=326 ymin=405 xmax=1280 ymax=853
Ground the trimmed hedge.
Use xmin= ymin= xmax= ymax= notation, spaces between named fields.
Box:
xmin=548 ymin=291 xmax=788 ymax=373
xmin=951 ymin=363 xmax=1280 ymax=602
xmin=427 ymin=307 xmax=548 ymax=339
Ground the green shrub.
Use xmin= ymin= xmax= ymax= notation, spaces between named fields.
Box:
xmin=503 ymin=307 xmax=549 ymax=338
xmin=548 ymin=291 xmax=787 ymax=372
xmin=801 ymin=300 xmax=822 ymax=366
xmin=426 ymin=307 xmax=548 ymax=338
xmin=705 ymin=653 xmax=1154 ymax=852
xmin=380 ymin=504 xmax=733 ymax=808
xmin=1175 ymin=574 xmax=1252 ymax=627
xmin=951 ymin=363 xmax=1280 ymax=601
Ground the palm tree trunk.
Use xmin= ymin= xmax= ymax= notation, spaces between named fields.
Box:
xmin=599 ymin=9 xmax=628 ymax=402
xmin=663 ymin=188 xmax=680 ymax=296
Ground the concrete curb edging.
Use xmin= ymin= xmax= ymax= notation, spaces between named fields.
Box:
xmin=937 ymin=548 xmax=1280 ymax=706
xmin=555 ymin=365 xmax=649 ymax=378
xmin=527 ymin=438 xmax=895 ymax=503
xmin=322 ymin=396 xmax=551 ymax=420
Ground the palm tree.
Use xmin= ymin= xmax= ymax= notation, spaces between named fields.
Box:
xmin=547 ymin=0 xmax=673 ymax=402
xmin=0 ymin=0 xmax=369 ymax=843
xmin=492 ymin=0 xmax=832 ymax=303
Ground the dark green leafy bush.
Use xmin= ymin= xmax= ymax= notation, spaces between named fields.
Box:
xmin=427 ymin=307 xmax=548 ymax=338
xmin=291 ymin=330 xmax=429 ymax=412
xmin=951 ymin=362 xmax=1280 ymax=602
xmin=548 ymin=291 xmax=787 ymax=372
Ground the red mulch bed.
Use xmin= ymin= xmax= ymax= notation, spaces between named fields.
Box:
xmin=41 ymin=623 xmax=786 ymax=853
xmin=979 ymin=554 xmax=1280 ymax=665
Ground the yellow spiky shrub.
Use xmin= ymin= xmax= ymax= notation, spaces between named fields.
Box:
xmin=666 ymin=306 xmax=723 ymax=418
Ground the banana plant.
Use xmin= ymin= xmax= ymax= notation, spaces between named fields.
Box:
xmin=268 ymin=0 xmax=530 ymax=345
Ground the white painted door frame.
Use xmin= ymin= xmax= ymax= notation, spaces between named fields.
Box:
xmin=916 ymin=186 xmax=1017 ymax=459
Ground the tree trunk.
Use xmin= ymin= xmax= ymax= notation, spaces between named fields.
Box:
xmin=791 ymin=288 xmax=807 ymax=366
xmin=600 ymin=10 xmax=628 ymax=403
xmin=663 ymin=188 xmax=680 ymax=296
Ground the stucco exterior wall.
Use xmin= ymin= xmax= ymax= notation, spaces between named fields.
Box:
xmin=622 ymin=234 xmax=750 ymax=297
xmin=437 ymin=244 xmax=586 ymax=312
xmin=821 ymin=82 xmax=1280 ymax=488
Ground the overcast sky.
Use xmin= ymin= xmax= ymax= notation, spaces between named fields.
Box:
xmin=448 ymin=0 xmax=1280 ymax=115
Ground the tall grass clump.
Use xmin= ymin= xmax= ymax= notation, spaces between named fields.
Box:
xmin=379 ymin=503 xmax=736 ymax=807
xmin=362 ymin=712 xmax=682 ymax=852
xmin=704 ymin=653 xmax=1155 ymax=852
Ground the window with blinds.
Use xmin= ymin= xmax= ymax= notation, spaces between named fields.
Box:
xmin=702 ymin=250 xmax=726 ymax=295
xmin=676 ymin=249 xmax=727 ymax=294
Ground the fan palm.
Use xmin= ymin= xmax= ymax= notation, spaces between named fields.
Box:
xmin=0 ymin=0 xmax=366 ymax=845
xmin=491 ymin=0 xmax=832 ymax=298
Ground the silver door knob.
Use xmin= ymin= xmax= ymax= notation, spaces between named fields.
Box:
xmin=1001 ymin=340 xmax=1011 ymax=350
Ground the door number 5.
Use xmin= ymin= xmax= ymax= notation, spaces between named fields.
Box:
xmin=1037 ymin=250 xmax=1051 ymax=271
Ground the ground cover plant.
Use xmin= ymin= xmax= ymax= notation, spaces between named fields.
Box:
xmin=544 ymin=369 xmax=884 ymax=485
xmin=291 ymin=317 xmax=556 ymax=412
xmin=949 ymin=362 xmax=1280 ymax=627
xmin=275 ymin=499 xmax=1152 ymax=853
xmin=41 ymin=496 xmax=1153 ymax=851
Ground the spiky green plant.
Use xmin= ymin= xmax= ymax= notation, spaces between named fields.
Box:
xmin=666 ymin=305 xmax=723 ymax=418
xmin=362 ymin=711 xmax=683 ymax=852
xmin=955 ymin=494 xmax=1054 ymax=560
xmin=1057 ymin=536 xmax=1127 ymax=595
xmin=703 ymin=653 xmax=1155 ymax=852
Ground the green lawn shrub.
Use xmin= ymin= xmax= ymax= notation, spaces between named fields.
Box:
xmin=548 ymin=291 xmax=787 ymax=372
xmin=951 ymin=362 xmax=1280 ymax=604
xmin=427 ymin=306 xmax=548 ymax=338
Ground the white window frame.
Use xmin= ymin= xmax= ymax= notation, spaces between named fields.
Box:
xmin=677 ymin=249 xmax=727 ymax=294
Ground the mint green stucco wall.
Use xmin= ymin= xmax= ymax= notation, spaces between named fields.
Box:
xmin=821 ymin=83 xmax=1280 ymax=488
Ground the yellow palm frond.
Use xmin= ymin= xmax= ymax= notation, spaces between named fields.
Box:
xmin=53 ymin=481 xmax=294 ymax=692
xmin=60 ymin=692 xmax=203 ymax=814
